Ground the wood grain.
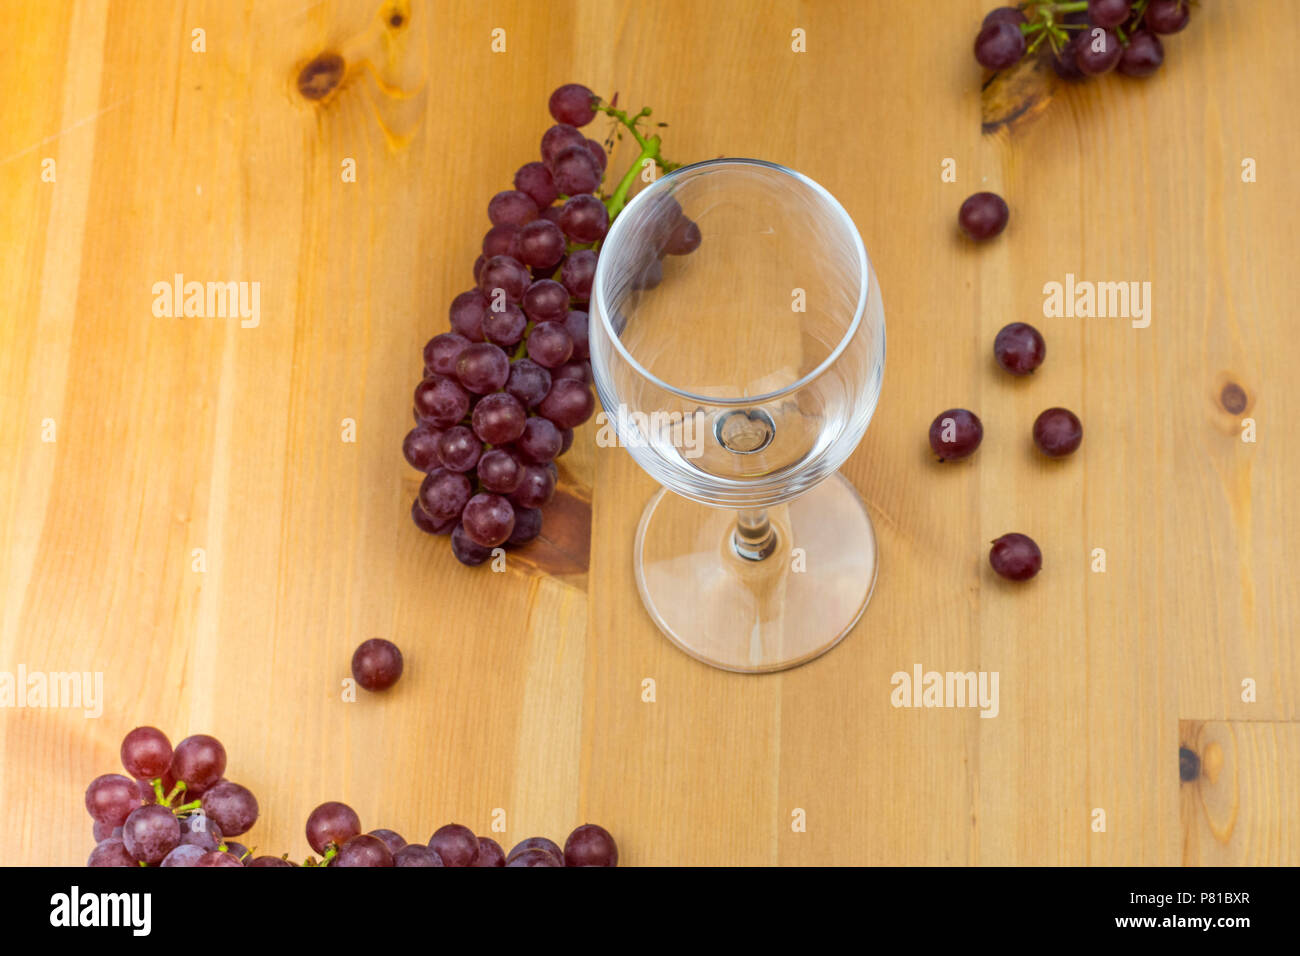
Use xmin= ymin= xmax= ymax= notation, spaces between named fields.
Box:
xmin=1 ymin=0 xmax=1297 ymax=866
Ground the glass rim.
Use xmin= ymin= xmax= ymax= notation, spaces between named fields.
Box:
xmin=591 ymin=157 xmax=872 ymax=408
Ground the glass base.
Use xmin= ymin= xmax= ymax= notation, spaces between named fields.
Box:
xmin=633 ymin=472 xmax=878 ymax=673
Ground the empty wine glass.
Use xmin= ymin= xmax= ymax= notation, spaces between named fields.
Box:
xmin=589 ymin=158 xmax=885 ymax=672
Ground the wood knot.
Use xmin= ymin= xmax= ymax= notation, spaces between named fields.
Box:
xmin=297 ymin=52 xmax=345 ymax=101
xmin=1220 ymin=382 xmax=1248 ymax=415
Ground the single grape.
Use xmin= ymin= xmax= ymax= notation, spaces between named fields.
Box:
xmin=472 ymin=392 xmax=527 ymax=444
xmin=456 ymin=342 xmax=511 ymax=394
xmin=482 ymin=302 xmax=527 ymax=347
xmin=928 ymin=409 xmax=983 ymax=461
xmin=1075 ymin=27 xmax=1122 ymax=74
xmin=982 ymin=6 xmax=1026 ymax=27
xmin=247 ymin=855 xmax=295 ymax=867
xmin=993 ymin=322 xmax=1046 ymax=375
xmin=451 ymin=523 xmax=493 ymax=565
xmin=664 ymin=217 xmax=701 ymax=255
xmin=517 ymin=219 xmax=566 ymax=270
xmin=958 ymin=192 xmax=1009 ymax=241
xmin=1032 ymin=407 xmax=1083 ymax=458
xmin=1118 ymin=31 xmax=1164 ymax=77
xmin=223 ymin=841 xmax=250 ymax=863
xmin=506 ymin=507 xmax=543 ymax=547
xmin=449 ymin=290 xmax=488 ymax=342
xmin=514 ymin=161 xmax=559 ymax=209
xmin=437 ymin=425 xmax=483 ymax=472
xmin=472 ymin=255 xmax=486 ymax=284
xmin=550 ymin=145 xmax=601 ymax=195
xmin=1052 ymin=31 xmax=1088 ymax=81
xmin=332 ymin=834 xmax=394 ymax=867
xmin=631 ymin=256 xmax=664 ymax=291
xmin=351 ymin=637 xmax=404 ymax=691
xmin=306 ymin=801 xmax=362 ymax=854
xmin=477 ymin=448 xmax=524 ymax=494
xmin=507 ymin=837 xmax=564 ymax=866
xmin=418 ymin=469 xmax=473 ymax=522
xmin=561 ymin=249 xmax=597 ymax=300
xmin=552 ymin=361 xmax=592 ymax=385
xmin=179 ymin=812 xmax=222 ymax=851
xmin=160 ymin=844 xmax=207 ymax=867
xmin=517 ymin=417 xmax=563 ymax=463
xmin=122 ymin=804 xmax=181 ymax=865
xmin=477 ymin=255 xmax=531 ymax=303
xmin=511 ymin=463 xmax=556 ymax=509
xmin=487 ymin=189 xmax=539 ymax=227
xmin=368 ymin=829 xmax=407 ymax=854
xmin=394 ymin=844 xmax=445 ymax=866
xmin=88 ymin=837 xmax=138 ymax=867
xmin=195 ymin=850 xmax=243 ymax=867
xmin=424 ymin=331 xmax=470 ymax=376
xmin=563 ymin=309 xmax=590 ymax=360
xmin=989 ymin=533 xmax=1043 ymax=581
xmin=505 ymin=848 xmax=562 ymax=867
xmin=538 ymin=378 xmax=595 ymax=428
xmin=92 ymin=820 xmax=121 ymax=842
xmin=85 ymin=774 xmax=140 ymax=827
xmin=1144 ymin=0 xmax=1188 ymax=33
xmin=526 ymin=322 xmax=574 ymax=369
xmin=120 ymin=726 xmax=173 ymax=780
xmin=428 ymin=824 xmax=480 ymax=867
xmin=200 ymin=781 xmax=259 ymax=837
xmin=974 ymin=19 xmax=1026 ymax=70
xmin=1087 ymin=0 xmax=1130 ymax=29
xmin=411 ymin=498 xmax=456 ymax=535
xmin=170 ymin=735 xmax=226 ymax=795
xmin=506 ymin=359 xmax=553 ymax=408
xmin=558 ymin=426 xmax=575 ymax=455
xmin=539 ymin=206 xmax=565 ymax=226
xmin=462 ymin=493 xmax=516 ymax=548
xmin=584 ymin=138 xmax=607 ymax=174
xmin=402 ymin=423 xmax=443 ymax=472
xmin=522 ymin=278 xmax=571 ymax=324
xmin=482 ymin=223 xmax=521 ymax=259
xmin=414 ymin=375 xmax=471 ymax=427
xmin=564 ymin=824 xmax=618 ymax=867
xmin=548 ymin=83 xmax=598 ymax=126
xmin=559 ymin=194 xmax=609 ymax=243
xmin=471 ymin=836 xmax=506 ymax=866
xmin=540 ymin=123 xmax=587 ymax=165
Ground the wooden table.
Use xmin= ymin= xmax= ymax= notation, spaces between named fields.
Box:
xmin=2 ymin=0 xmax=1297 ymax=866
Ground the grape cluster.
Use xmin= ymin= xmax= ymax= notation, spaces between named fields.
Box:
xmin=405 ymin=83 xmax=699 ymax=565
xmin=974 ymin=1 xmax=1191 ymax=79
xmin=85 ymin=725 xmax=618 ymax=866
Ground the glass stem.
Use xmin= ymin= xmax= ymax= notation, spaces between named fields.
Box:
xmin=733 ymin=509 xmax=777 ymax=561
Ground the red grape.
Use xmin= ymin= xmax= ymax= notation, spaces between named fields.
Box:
xmin=170 ymin=735 xmax=226 ymax=795
xmin=428 ymin=824 xmax=480 ymax=866
xmin=974 ymin=19 xmax=1026 ymax=70
xmin=332 ymin=834 xmax=394 ymax=867
xmin=550 ymin=145 xmax=601 ymax=195
xmin=394 ymin=844 xmax=444 ymax=866
xmin=563 ymin=309 xmax=589 ymax=359
xmin=476 ymin=448 xmax=524 ymax=494
xmin=200 ymin=781 xmax=259 ymax=837
xmin=122 ymin=804 xmax=181 ymax=864
xmin=541 ymin=124 xmax=587 ymax=165
xmin=989 ymin=533 xmax=1042 ymax=581
xmin=411 ymin=497 xmax=455 ymax=535
xmin=482 ymin=223 xmax=521 ymax=259
xmin=482 ymin=302 xmax=527 ymax=347
xmin=506 ymin=506 xmax=543 ymax=546
xmin=564 ymin=823 xmax=618 ymax=867
xmin=548 ymin=83 xmax=597 ymax=126
xmin=1076 ymin=28 xmax=1122 ymax=74
xmin=471 ymin=836 xmax=506 ymax=866
xmin=351 ymin=638 xmax=404 ymax=691
xmin=402 ymin=423 xmax=443 ymax=472
xmin=487 ymin=189 xmax=538 ymax=226
xmin=664 ymin=217 xmax=701 ymax=255
xmin=1118 ymin=31 xmax=1164 ymax=77
xmin=506 ymin=359 xmax=552 ymax=407
xmin=462 ymin=493 xmax=516 ymax=547
xmin=517 ymin=219 xmax=565 ymax=270
xmin=456 ymin=342 xmax=511 ymax=394
xmin=88 ymin=837 xmax=138 ymax=867
xmin=514 ymin=161 xmax=559 ymax=209
xmin=414 ymin=375 xmax=470 ymax=428
xmin=438 ymin=425 xmax=483 ymax=472
xmin=511 ymin=463 xmax=556 ymax=508
xmin=451 ymin=523 xmax=493 ymax=565
xmin=449 ymin=290 xmax=488 ymax=341
xmin=559 ymin=194 xmax=609 ymax=243
xmin=418 ymin=468 xmax=473 ymax=522
xmin=477 ymin=255 xmax=531 ymax=303
xmin=85 ymin=774 xmax=140 ymax=827
xmin=506 ymin=848 xmax=562 ymax=867
xmin=424 ymin=331 xmax=470 ymax=376
xmin=1087 ymin=0 xmax=1130 ymax=29
xmin=928 ymin=409 xmax=983 ymax=461
xmin=120 ymin=726 xmax=172 ymax=780
xmin=526 ymin=322 xmax=574 ymax=368
xmin=1144 ymin=0 xmax=1189 ymax=34
xmin=1032 ymin=407 xmax=1083 ymax=458
xmin=472 ymin=392 xmax=527 ymax=444
xmin=539 ymin=377 xmax=596 ymax=428
xmin=993 ymin=322 xmax=1046 ymax=375
xmin=561 ymin=249 xmax=597 ymax=299
xmin=522 ymin=278 xmax=570 ymax=324
xmin=518 ymin=417 xmax=563 ymax=462
xmin=507 ymin=836 xmax=564 ymax=865
xmin=958 ymin=192 xmax=1009 ymax=241
xmin=306 ymin=801 xmax=362 ymax=854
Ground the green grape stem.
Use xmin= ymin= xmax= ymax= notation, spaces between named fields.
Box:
xmin=594 ymin=101 xmax=680 ymax=221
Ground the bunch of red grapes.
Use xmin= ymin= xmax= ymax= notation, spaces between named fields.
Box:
xmin=975 ymin=0 xmax=1192 ymax=79
xmin=404 ymin=82 xmax=700 ymax=565
xmin=85 ymin=726 xmax=618 ymax=866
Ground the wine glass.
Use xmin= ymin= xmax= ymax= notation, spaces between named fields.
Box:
xmin=589 ymin=158 xmax=885 ymax=672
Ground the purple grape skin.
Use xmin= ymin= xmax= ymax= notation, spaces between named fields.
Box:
xmin=539 ymin=378 xmax=595 ymax=428
xmin=89 ymin=838 xmax=139 ymax=867
xmin=472 ymin=392 xmax=527 ymax=444
xmin=456 ymin=342 xmax=511 ymax=394
xmin=477 ymin=255 xmax=531 ymax=303
xmin=1118 ymin=31 xmax=1164 ymax=77
xmin=414 ymin=375 xmax=470 ymax=428
xmin=517 ymin=219 xmax=566 ymax=271
xmin=958 ymin=192 xmax=1009 ymax=241
xmin=482 ymin=223 xmax=521 ymax=259
xmin=585 ymin=138 xmax=608 ymax=174
xmin=664 ymin=217 xmax=701 ymax=255
xmin=507 ymin=837 xmax=564 ymax=865
xmin=437 ymin=425 xmax=483 ymax=473
xmin=449 ymin=290 xmax=488 ymax=342
xmin=428 ymin=824 xmax=481 ymax=867
xmin=351 ymin=638 xmax=404 ymax=691
xmin=561 ymin=250 xmax=597 ymax=300
xmin=993 ymin=322 xmax=1046 ymax=375
xmin=982 ymin=6 xmax=1025 ymax=27
xmin=418 ymin=468 xmax=473 ymax=522
xmin=506 ymin=507 xmax=543 ymax=547
xmin=85 ymin=774 xmax=140 ymax=827
xmin=563 ymin=310 xmax=590 ymax=360
xmin=411 ymin=498 xmax=456 ymax=535
xmin=451 ymin=523 xmax=494 ymax=565
xmin=511 ymin=463 xmax=556 ymax=509
xmin=196 ymin=850 xmax=243 ymax=867
xmin=928 ymin=409 xmax=984 ymax=461
xmin=403 ymin=423 xmax=443 ymax=472
xmin=92 ymin=821 xmax=121 ymax=842
xmin=482 ymin=302 xmax=527 ymax=348
xmin=1032 ymin=407 xmax=1084 ymax=458
xmin=506 ymin=359 xmax=553 ymax=408
xmin=200 ymin=781 xmax=259 ymax=837
xmin=522 ymin=279 xmax=571 ymax=324
xmin=989 ymin=533 xmax=1043 ymax=581
xmin=477 ymin=449 xmax=524 ymax=494
xmin=1087 ymin=0 xmax=1131 ymax=29
xmin=424 ymin=332 xmax=470 ymax=376
xmin=973 ymin=19 xmax=1026 ymax=70
xmin=1052 ymin=31 xmax=1088 ymax=80
xmin=526 ymin=322 xmax=574 ymax=369
xmin=539 ymin=206 xmax=565 ymax=226
xmin=564 ymin=824 xmax=619 ymax=867
xmin=471 ymin=836 xmax=507 ymax=866
xmin=222 ymin=841 xmax=250 ymax=863
xmin=248 ymin=855 xmax=296 ymax=867
xmin=1075 ymin=28 xmax=1122 ymax=74
xmin=472 ymin=255 xmax=486 ymax=284
xmin=514 ymin=161 xmax=559 ymax=209
xmin=550 ymin=145 xmax=601 ymax=195
xmin=170 ymin=735 xmax=227 ymax=796
xmin=1144 ymin=0 xmax=1189 ymax=34
xmin=160 ymin=844 xmax=208 ymax=867
xmin=506 ymin=848 xmax=563 ymax=867
xmin=462 ymin=493 xmax=516 ymax=548
xmin=366 ymin=829 xmax=406 ymax=854
xmin=121 ymin=726 xmax=173 ymax=780
xmin=558 ymin=427 xmax=575 ymax=455
xmin=517 ymin=417 xmax=563 ymax=463
xmin=306 ymin=801 xmax=362 ymax=854
xmin=548 ymin=83 xmax=597 ymax=126
xmin=122 ymin=804 xmax=181 ymax=864
xmin=487 ymin=189 xmax=538 ymax=227
xmin=332 ymin=834 xmax=395 ymax=867
xmin=179 ymin=812 xmax=222 ymax=851
xmin=559 ymin=194 xmax=609 ymax=243
xmin=395 ymin=844 xmax=445 ymax=867
xmin=540 ymin=123 xmax=587 ymax=165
